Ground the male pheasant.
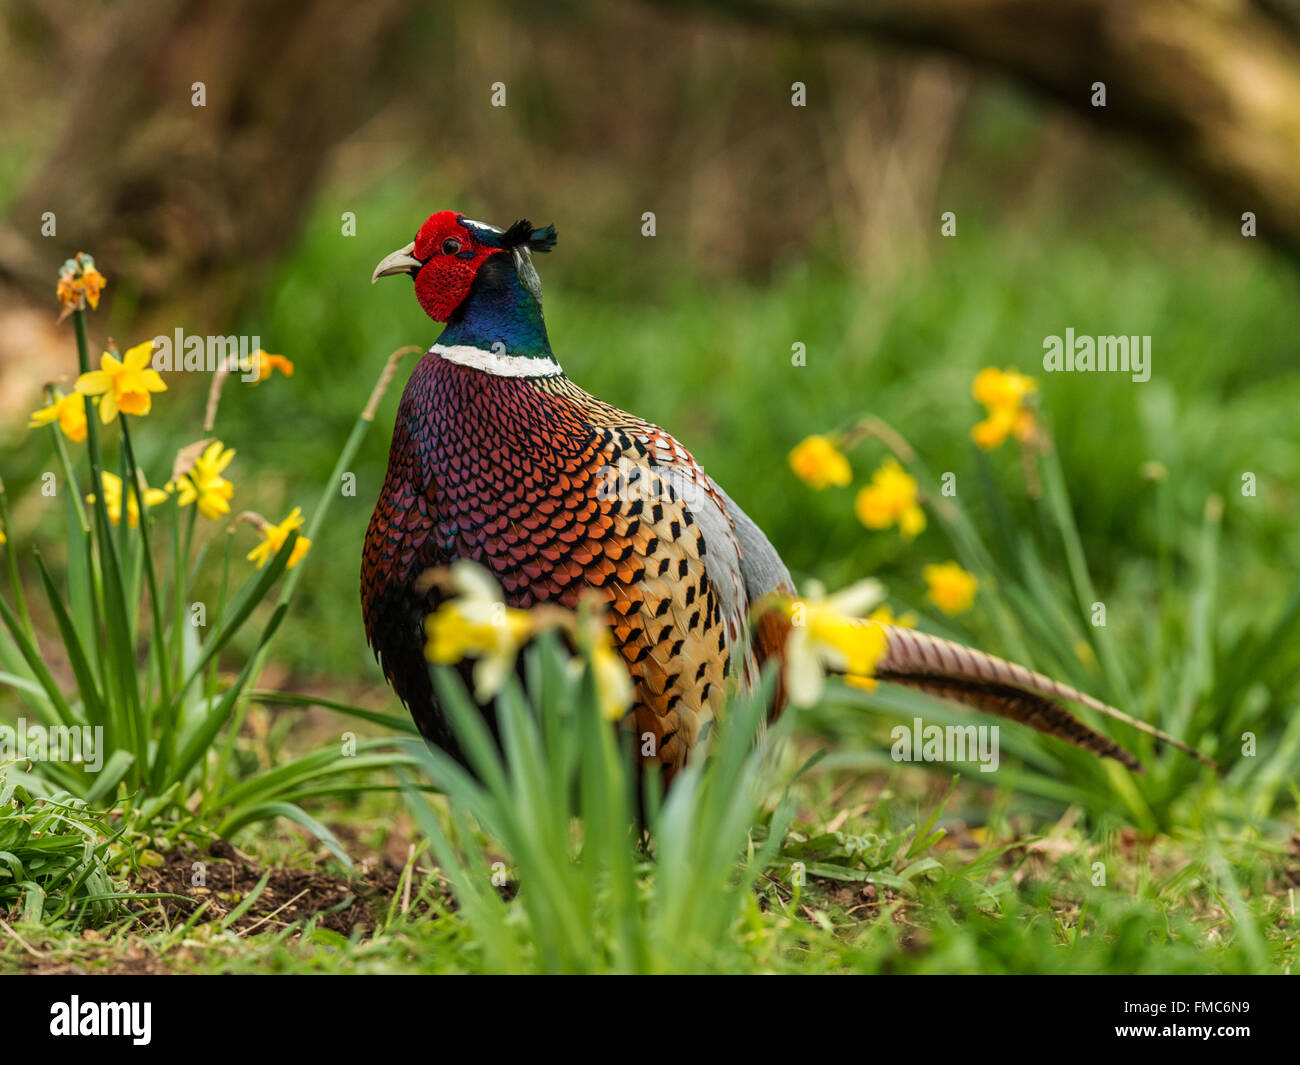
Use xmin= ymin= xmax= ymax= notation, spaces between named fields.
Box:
xmin=361 ymin=211 xmax=1205 ymax=781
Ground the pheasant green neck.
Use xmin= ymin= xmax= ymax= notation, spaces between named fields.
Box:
xmin=436 ymin=253 xmax=560 ymax=376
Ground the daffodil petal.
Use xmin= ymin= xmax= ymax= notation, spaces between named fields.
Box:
xmin=826 ymin=578 xmax=886 ymax=617
xmin=474 ymin=655 xmax=511 ymax=702
xmin=76 ymin=371 xmax=111 ymax=395
xmin=122 ymin=344 xmax=150 ymax=372
xmin=452 ymin=560 xmax=503 ymax=603
xmin=784 ymin=635 xmax=823 ymax=708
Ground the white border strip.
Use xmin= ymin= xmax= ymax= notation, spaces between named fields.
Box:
xmin=432 ymin=343 xmax=563 ymax=378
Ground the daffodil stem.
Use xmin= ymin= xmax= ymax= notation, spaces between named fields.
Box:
xmin=45 ymin=402 xmax=102 ymax=701
xmin=169 ymin=505 xmax=182 ymax=687
xmin=0 ymin=482 xmax=34 ymax=636
xmin=72 ymin=309 xmax=139 ymax=783
xmin=164 ymin=504 xmax=194 ymax=692
xmin=842 ymin=415 xmax=915 ymax=462
xmin=119 ymin=416 xmax=174 ymax=773
xmin=203 ymin=529 xmax=248 ymax=811
xmin=182 ymin=504 xmax=197 ymax=590
xmin=206 ymin=529 xmax=234 ymax=708
xmin=72 ymin=308 xmax=92 ymax=375
xmin=72 ymin=310 xmax=113 ymax=562
xmin=44 ymin=397 xmax=90 ymax=536
xmin=71 ymin=310 xmax=108 ymax=536
xmin=73 ymin=310 xmax=107 ymax=517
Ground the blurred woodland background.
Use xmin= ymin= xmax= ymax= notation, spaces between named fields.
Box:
xmin=0 ymin=0 xmax=1296 ymax=697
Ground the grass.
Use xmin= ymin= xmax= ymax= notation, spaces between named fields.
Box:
xmin=4 ymin=762 xmax=1294 ymax=974
xmin=1 ymin=169 xmax=1298 ymax=973
xmin=0 ymin=770 xmax=121 ymax=925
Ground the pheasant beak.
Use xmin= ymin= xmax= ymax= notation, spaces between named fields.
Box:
xmin=371 ymin=241 xmax=423 ymax=284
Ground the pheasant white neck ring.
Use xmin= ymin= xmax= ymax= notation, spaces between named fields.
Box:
xmin=431 ymin=342 xmax=563 ymax=379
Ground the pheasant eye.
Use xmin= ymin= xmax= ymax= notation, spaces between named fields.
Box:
xmin=441 ymin=237 xmax=461 ymax=255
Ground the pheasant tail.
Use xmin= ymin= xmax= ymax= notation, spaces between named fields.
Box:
xmin=861 ymin=623 xmax=1218 ymax=771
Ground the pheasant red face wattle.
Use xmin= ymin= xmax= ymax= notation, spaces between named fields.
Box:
xmin=371 ymin=210 xmax=521 ymax=323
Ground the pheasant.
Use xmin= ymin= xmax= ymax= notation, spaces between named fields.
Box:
xmin=362 ymin=211 xmax=1208 ymax=782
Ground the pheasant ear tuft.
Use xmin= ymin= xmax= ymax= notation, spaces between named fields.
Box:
xmin=502 ymin=218 xmax=557 ymax=253
xmin=527 ymin=223 xmax=557 ymax=253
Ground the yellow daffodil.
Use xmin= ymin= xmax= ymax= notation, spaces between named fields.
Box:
xmin=75 ymin=340 xmax=166 ymax=424
xmin=845 ymin=604 xmax=917 ymax=691
xmin=28 ymin=390 xmax=88 ymax=444
xmin=780 ymin=579 xmax=889 ymax=707
xmin=55 ymin=253 xmax=107 ymax=318
xmin=869 ymin=603 xmax=917 ymax=629
xmin=86 ymin=471 xmax=170 ymax=528
xmin=590 ymin=630 xmax=634 ymax=721
xmin=973 ymin=365 xmax=1036 ymax=410
xmin=971 ymin=367 xmax=1037 ymax=450
xmin=246 ymin=506 xmax=311 ymax=570
xmin=788 ymin=434 xmax=852 ymax=490
xmin=854 ymin=457 xmax=925 ymax=540
xmin=248 ymin=350 xmax=294 ymax=385
xmin=0 ymin=530 xmax=6 ymax=545
xmin=173 ymin=440 xmax=235 ymax=520
xmin=923 ymin=561 xmax=978 ymax=616
xmin=424 ymin=562 xmax=535 ymax=702
xmin=571 ymin=611 xmax=634 ymax=722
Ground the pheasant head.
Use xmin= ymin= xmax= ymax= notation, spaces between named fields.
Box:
xmin=372 ymin=211 xmax=558 ymax=362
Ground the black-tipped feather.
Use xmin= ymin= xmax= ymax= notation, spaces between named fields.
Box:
xmin=502 ymin=218 xmax=557 ymax=253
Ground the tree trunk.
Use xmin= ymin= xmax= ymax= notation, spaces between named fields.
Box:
xmin=0 ymin=0 xmax=412 ymax=318
xmin=653 ymin=0 xmax=1300 ymax=261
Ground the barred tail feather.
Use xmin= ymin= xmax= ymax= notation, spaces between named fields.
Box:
xmin=865 ymin=624 xmax=1218 ymax=772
